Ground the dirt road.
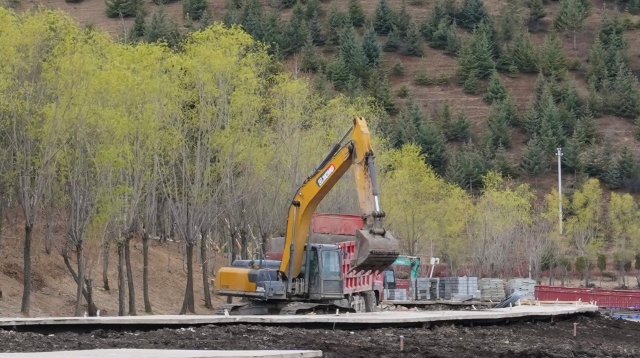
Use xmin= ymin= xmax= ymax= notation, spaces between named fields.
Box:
xmin=1 ymin=313 xmax=639 ymax=357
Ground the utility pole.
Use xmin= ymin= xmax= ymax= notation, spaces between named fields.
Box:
xmin=557 ymin=148 xmax=563 ymax=235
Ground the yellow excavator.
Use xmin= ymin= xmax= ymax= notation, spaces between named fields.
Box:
xmin=214 ymin=117 xmax=400 ymax=315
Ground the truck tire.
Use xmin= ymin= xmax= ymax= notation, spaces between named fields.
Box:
xmin=364 ymin=291 xmax=376 ymax=312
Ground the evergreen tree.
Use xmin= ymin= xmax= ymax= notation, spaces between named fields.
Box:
xmin=183 ymin=0 xmax=208 ymax=21
xmin=368 ymin=67 xmax=399 ymax=115
xmin=462 ymin=70 xmax=479 ymax=94
xmin=283 ymin=4 xmax=309 ymax=55
xmin=348 ymin=0 xmax=366 ymax=27
xmin=373 ymin=0 xmax=396 ymax=35
xmin=520 ymin=134 xmax=549 ymax=175
xmin=145 ymin=6 xmax=181 ymax=48
xmin=585 ymin=36 xmax=608 ymax=91
xmin=603 ymin=157 xmax=623 ymax=189
xmin=430 ymin=18 xmax=452 ymax=50
xmin=501 ymin=93 xmax=520 ymax=126
xmin=580 ymin=144 xmax=608 ymax=178
xmin=629 ymin=0 xmax=640 ymax=15
xmin=300 ymin=35 xmax=322 ymax=72
xmin=491 ymin=144 xmax=518 ymax=178
xmin=405 ymin=21 xmax=424 ymax=56
xmin=483 ymin=71 xmax=507 ymax=104
xmin=325 ymin=56 xmax=351 ymax=91
xmin=326 ymin=2 xmax=349 ymax=45
xmin=484 ymin=102 xmax=512 ymax=150
xmin=613 ymin=62 xmax=640 ymax=118
xmin=442 ymin=109 xmax=472 ymax=141
xmin=554 ymin=0 xmax=590 ymax=50
xmin=383 ymin=29 xmax=401 ymax=52
xmin=496 ymin=0 xmax=525 ymax=45
xmin=417 ymin=120 xmax=449 ymax=174
xmin=561 ymin=129 xmax=582 ymax=173
xmin=305 ymin=0 xmax=322 ymax=19
xmin=526 ymin=0 xmax=546 ymax=31
xmin=309 ymin=10 xmax=325 ymax=46
xmin=444 ymin=21 xmax=461 ymax=56
xmin=618 ymin=146 xmax=639 ymax=185
xmin=523 ymin=103 xmax=541 ymax=136
xmin=445 ymin=143 xmax=489 ymax=190
xmin=395 ymin=2 xmax=412 ymax=38
xmin=362 ymin=27 xmax=383 ymax=66
xmin=339 ymin=26 xmax=369 ymax=80
xmin=132 ymin=11 xmax=146 ymax=38
xmin=456 ymin=27 xmax=496 ymax=81
xmin=512 ymin=30 xmax=538 ymax=73
xmin=421 ymin=0 xmax=456 ymax=40
xmin=538 ymin=30 xmax=567 ymax=77
xmin=575 ymin=107 xmax=598 ymax=145
xmin=457 ymin=0 xmax=490 ymax=30
xmin=199 ymin=9 xmax=213 ymax=29
xmin=106 ymin=0 xmax=142 ymax=18
xmin=399 ymin=95 xmax=425 ymax=144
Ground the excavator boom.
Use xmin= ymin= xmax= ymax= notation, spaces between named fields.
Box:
xmin=279 ymin=117 xmax=399 ymax=279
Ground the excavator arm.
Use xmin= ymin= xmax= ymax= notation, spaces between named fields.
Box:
xmin=279 ymin=117 xmax=399 ymax=280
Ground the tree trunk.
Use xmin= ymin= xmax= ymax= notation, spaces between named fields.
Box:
xmin=142 ymin=232 xmax=152 ymax=313
xmin=118 ymin=242 xmax=125 ymax=316
xmin=21 ymin=224 xmax=33 ymax=315
xmin=103 ymin=241 xmax=111 ymax=291
xmin=573 ymin=31 xmax=577 ymax=51
xmin=62 ymin=253 xmax=98 ymax=314
xmin=75 ymin=244 xmax=85 ymax=317
xmin=44 ymin=210 xmax=53 ymax=255
xmin=201 ymin=229 xmax=212 ymax=309
xmin=180 ymin=242 xmax=195 ymax=314
xmin=85 ymin=278 xmax=96 ymax=316
xmin=125 ymin=238 xmax=136 ymax=316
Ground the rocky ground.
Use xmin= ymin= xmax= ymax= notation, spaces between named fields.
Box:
xmin=1 ymin=313 xmax=639 ymax=357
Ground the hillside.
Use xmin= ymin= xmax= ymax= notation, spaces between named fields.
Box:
xmin=7 ymin=0 xmax=640 ymax=200
xmin=0 ymin=208 xmax=228 ymax=317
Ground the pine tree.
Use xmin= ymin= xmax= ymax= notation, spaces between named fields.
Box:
xmin=362 ymin=27 xmax=383 ymax=66
xmin=501 ymin=93 xmax=520 ymax=126
xmin=554 ymin=0 xmax=590 ymax=50
xmin=132 ymin=11 xmax=146 ymax=38
xmin=308 ymin=10 xmax=325 ymax=46
xmin=106 ymin=0 xmax=142 ymax=18
xmin=444 ymin=21 xmax=461 ymax=56
xmin=462 ymin=70 xmax=479 ymax=94
xmin=629 ymin=0 xmax=640 ymax=15
xmin=456 ymin=29 xmax=495 ymax=81
xmin=523 ymin=103 xmax=541 ymax=136
xmin=445 ymin=143 xmax=489 ymax=190
xmin=395 ymin=2 xmax=413 ymax=38
xmin=417 ymin=120 xmax=449 ymax=174
xmin=539 ymin=30 xmax=567 ymax=77
xmin=145 ymin=6 xmax=181 ymax=47
xmin=339 ymin=26 xmax=369 ymax=80
xmin=520 ymin=134 xmax=549 ymax=175
xmin=575 ymin=107 xmax=598 ymax=145
xmin=368 ymin=67 xmax=399 ymax=115
xmin=483 ymin=71 xmax=507 ymax=104
xmin=458 ymin=0 xmax=490 ymax=30
xmin=618 ymin=146 xmax=639 ymax=183
xmin=496 ymin=0 xmax=525 ymax=45
xmin=512 ymin=30 xmax=538 ymax=73
xmin=305 ymin=0 xmax=321 ymax=19
xmin=430 ymin=18 xmax=451 ymax=50
xmin=326 ymin=57 xmax=351 ymax=91
xmin=484 ymin=102 xmax=512 ymax=150
xmin=383 ymin=29 xmax=401 ymax=52
xmin=585 ymin=36 xmax=608 ymax=90
xmin=373 ymin=0 xmax=396 ymax=35
xmin=491 ymin=144 xmax=518 ymax=178
xmin=283 ymin=4 xmax=309 ymax=55
xmin=405 ymin=21 xmax=424 ymax=57
xmin=613 ymin=62 xmax=640 ymax=118
xmin=562 ymin=129 xmax=582 ymax=173
xmin=183 ymin=0 xmax=208 ymax=21
xmin=526 ymin=0 xmax=546 ymax=31
xmin=300 ymin=35 xmax=322 ymax=72
xmin=348 ymin=0 xmax=366 ymax=27
xmin=442 ymin=110 xmax=472 ymax=141
xmin=603 ymin=157 xmax=623 ymax=189
xmin=399 ymin=95 xmax=426 ymax=144
xmin=326 ymin=2 xmax=349 ymax=45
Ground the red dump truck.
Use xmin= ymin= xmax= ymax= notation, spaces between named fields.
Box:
xmin=265 ymin=213 xmax=385 ymax=309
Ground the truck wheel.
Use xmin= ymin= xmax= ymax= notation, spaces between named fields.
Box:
xmin=364 ymin=291 xmax=376 ymax=312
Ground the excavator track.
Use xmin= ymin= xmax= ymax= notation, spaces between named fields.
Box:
xmin=214 ymin=300 xmax=355 ymax=316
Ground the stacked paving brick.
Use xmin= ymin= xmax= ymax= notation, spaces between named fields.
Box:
xmin=506 ymin=278 xmax=536 ymax=300
xmin=439 ymin=277 xmax=458 ymax=300
xmin=383 ymin=289 xmax=407 ymax=301
xmin=480 ymin=278 xmax=506 ymax=301
xmin=416 ymin=278 xmax=439 ymax=300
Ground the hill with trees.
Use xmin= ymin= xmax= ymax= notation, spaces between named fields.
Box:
xmin=1 ymin=0 xmax=640 ymax=317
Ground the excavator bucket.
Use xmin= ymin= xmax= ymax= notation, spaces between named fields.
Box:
xmin=351 ymin=228 xmax=400 ymax=273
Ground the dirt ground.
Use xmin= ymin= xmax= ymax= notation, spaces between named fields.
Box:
xmin=0 ymin=313 xmax=639 ymax=357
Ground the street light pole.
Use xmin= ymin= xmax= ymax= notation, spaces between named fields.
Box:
xmin=557 ymin=148 xmax=563 ymax=235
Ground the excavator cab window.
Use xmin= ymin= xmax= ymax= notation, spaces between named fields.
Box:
xmin=321 ymin=250 xmax=341 ymax=280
